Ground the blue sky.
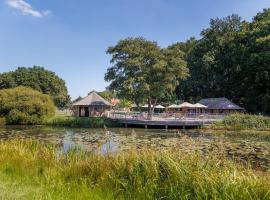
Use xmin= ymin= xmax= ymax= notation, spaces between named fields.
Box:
xmin=0 ymin=0 xmax=269 ymax=99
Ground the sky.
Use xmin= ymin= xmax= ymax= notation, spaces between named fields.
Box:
xmin=0 ymin=0 xmax=269 ymax=99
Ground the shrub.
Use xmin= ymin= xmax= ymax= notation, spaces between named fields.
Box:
xmin=218 ymin=113 xmax=270 ymax=130
xmin=0 ymin=86 xmax=55 ymax=125
xmin=47 ymin=116 xmax=120 ymax=128
xmin=0 ymin=117 xmax=5 ymax=126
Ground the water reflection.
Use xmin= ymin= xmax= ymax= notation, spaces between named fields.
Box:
xmin=1 ymin=126 xmax=270 ymax=169
xmin=0 ymin=126 xmax=210 ymax=154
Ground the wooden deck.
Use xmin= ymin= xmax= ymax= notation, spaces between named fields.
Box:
xmin=110 ymin=113 xmax=224 ymax=129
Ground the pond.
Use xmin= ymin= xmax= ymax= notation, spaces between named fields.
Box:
xmin=0 ymin=126 xmax=270 ymax=169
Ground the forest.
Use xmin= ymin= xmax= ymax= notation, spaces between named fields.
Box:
xmin=174 ymin=8 xmax=270 ymax=114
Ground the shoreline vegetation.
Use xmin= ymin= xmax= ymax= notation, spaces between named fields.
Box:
xmin=206 ymin=114 xmax=270 ymax=131
xmin=0 ymin=140 xmax=269 ymax=199
xmin=46 ymin=116 xmax=120 ymax=128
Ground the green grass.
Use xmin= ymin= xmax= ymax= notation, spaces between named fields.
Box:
xmin=208 ymin=113 xmax=270 ymax=131
xmin=46 ymin=116 xmax=120 ymax=128
xmin=0 ymin=140 xmax=270 ymax=199
xmin=0 ymin=117 xmax=5 ymax=126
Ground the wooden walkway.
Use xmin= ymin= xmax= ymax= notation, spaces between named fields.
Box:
xmin=110 ymin=113 xmax=224 ymax=129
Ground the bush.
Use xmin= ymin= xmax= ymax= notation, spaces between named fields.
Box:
xmin=0 ymin=86 xmax=55 ymax=125
xmin=0 ymin=117 xmax=5 ymax=126
xmin=0 ymin=66 xmax=71 ymax=108
xmin=217 ymin=113 xmax=270 ymax=130
xmin=47 ymin=116 xmax=120 ymax=128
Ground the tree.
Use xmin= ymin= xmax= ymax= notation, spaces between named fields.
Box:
xmin=175 ymin=9 xmax=270 ymax=114
xmin=98 ymin=90 xmax=115 ymax=101
xmin=105 ymin=37 xmax=188 ymax=118
xmin=0 ymin=66 xmax=71 ymax=109
xmin=0 ymin=87 xmax=55 ymax=125
xmin=72 ymin=96 xmax=83 ymax=103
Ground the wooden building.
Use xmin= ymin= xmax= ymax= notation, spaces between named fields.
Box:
xmin=198 ymin=97 xmax=244 ymax=114
xmin=72 ymin=91 xmax=111 ymax=117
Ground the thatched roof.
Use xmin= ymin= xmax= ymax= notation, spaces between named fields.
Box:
xmin=198 ymin=97 xmax=244 ymax=110
xmin=72 ymin=91 xmax=111 ymax=106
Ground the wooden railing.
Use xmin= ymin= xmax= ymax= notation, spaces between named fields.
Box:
xmin=109 ymin=111 xmax=225 ymax=121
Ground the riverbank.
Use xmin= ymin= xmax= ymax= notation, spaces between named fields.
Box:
xmin=205 ymin=114 xmax=270 ymax=131
xmin=0 ymin=140 xmax=269 ymax=199
xmin=46 ymin=116 xmax=120 ymax=128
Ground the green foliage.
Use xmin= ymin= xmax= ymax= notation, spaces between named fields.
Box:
xmin=217 ymin=113 xmax=270 ymax=130
xmin=47 ymin=116 xmax=120 ymax=128
xmin=176 ymin=9 xmax=270 ymax=114
xmin=72 ymin=96 xmax=83 ymax=103
xmin=0 ymin=140 xmax=270 ymax=199
xmin=0 ymin=66 xmax=71 ymax=108
xmin=0 ymin=118 xmax=5 ymax=126
xmin=105 ymin=37 xmax=188 ymax=115
xmin=98 ymin=90 xmax=116 ymax=101
xmin=0 ymin=87 xmax=55 ymax=125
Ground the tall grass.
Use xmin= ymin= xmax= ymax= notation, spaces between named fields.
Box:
xmin=0 ymin=117 xmax=5 ymax=126
xmin=46 ymin=116 xmax=120 ymax=128
xmin=212 ymin=113 xmax=270 ymax=130
xmin=0 ymin=140 xmax=269 ymax=199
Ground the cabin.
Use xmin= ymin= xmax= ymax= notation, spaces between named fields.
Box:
xmin=198 ymin=97 xmax=244 ymax=114
xmin=72 ymin=91 xmax=112 ymax=117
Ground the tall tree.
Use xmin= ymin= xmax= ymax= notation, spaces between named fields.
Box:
xmin=175 ymin=9 xmax=270 ymax=114
xmin=105 ymin=37 xmax=188 ymax=118
xmin=0 ymin=66 xmax=71 ymax=109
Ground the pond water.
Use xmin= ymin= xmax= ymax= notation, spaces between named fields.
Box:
xmin=0 ymin=126 xmax=270 ymax=169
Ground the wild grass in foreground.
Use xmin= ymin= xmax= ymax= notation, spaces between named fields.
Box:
xmin=46 ymin=116 xmax=120 ymax=128
xmin=208 ymin=113 xmax=270 ymax=130
xmin=0 ymin=140 xmax=270 ymax=199
xmin=0 ymin=117 xmax=5 ymax=126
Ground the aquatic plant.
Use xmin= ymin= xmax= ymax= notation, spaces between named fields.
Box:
xmin=211 ymin=114 xmax=270 ymax=130
xmin=46 ymin=116 xmax=120 ymax=128
xmin=0 ymin=140 xmax=269 ymax=199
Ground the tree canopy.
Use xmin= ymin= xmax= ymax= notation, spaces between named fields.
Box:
xmin=0 ymin=66 xmax=71 ymax=109
xmin=175 ymin=8 xmax=270 ymax=114
xmin=105 ymin=37 xmax=188 ymax=117
xmin=0 ymin=86 xmax=55 ymax=125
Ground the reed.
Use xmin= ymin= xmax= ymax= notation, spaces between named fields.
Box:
xmin=210 ymin=113 xmax=270 ymax=130
xmin=0 ymin=140 xmax=269 ymax=199
xmin=0 ymin=117 xmax=5 ymax=126
xmin=46 ymin=116 xmax=120 ymax=128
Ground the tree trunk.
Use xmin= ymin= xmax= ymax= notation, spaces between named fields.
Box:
xmin=147 ymin=98 xmax=158 ymax=120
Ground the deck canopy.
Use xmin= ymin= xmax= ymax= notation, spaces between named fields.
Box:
xmin=193 ymin=103 xmax=207 ymax=108
xmin=167 ymin=104 xmax=180 ymax=108
xmin=155 ymin=105 xmax=165 ymax=109
xmin=179 ymin=102 xmax=195 ymax=108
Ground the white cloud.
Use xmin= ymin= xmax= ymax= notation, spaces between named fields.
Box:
xmin=6 ymin=0 xmax=51 ymax=18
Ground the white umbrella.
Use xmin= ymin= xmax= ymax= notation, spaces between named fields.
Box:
xmin=155 ymin=105 xmax=165 ymax=109
xmin=179 ymin=102 xmax=195 ymax=108
xmin=141 ymin=104 xmax=154 ymax=108
xmin=193 ymin=103 xmax=207 ymax=108
xmin=167 ymin=104 xmax=180 ymax=108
